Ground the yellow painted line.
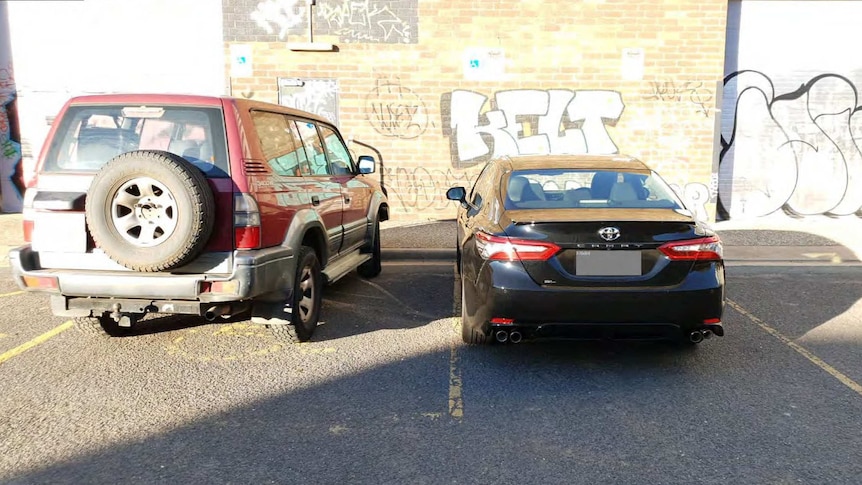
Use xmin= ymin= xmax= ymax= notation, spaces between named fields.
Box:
xmin=729 ymin=299 xmax=862 ymax=398
xmin=0 ymin=321 xmax=73 ymax=366
xmin=448 ymin=264 xmax=464 ymax=420
xmin=0 ymin=290 xmax=24 ymax=299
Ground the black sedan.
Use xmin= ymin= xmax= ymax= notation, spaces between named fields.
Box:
xmin=446 ymin=155 xmax=725 ymax=346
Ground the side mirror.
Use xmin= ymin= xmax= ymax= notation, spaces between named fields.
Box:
xmin=358 ymin=155 xmax=375 ymax=174
xmin=446 ymin=186 xmax=467 ymax=203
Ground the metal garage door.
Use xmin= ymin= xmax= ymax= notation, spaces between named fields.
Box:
xmin=720 ymin=0 xmax=862 ymax=219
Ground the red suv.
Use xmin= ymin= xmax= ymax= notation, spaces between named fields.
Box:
xmin=9 ymin=94 xmax=389 ymax=342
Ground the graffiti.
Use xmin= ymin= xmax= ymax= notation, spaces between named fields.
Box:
xmin=670 ymin=182 xmax=712 ymax=222
xmin=720 ymin=71 xmax=862 ymax=219
xmin=364 ymin=77 xmax=429 ymax=139
xmin=318 ymin=0 xmax=413 ymax=44
xmin=0 ymin=92 xmax=23 ymax=212
xmin=644 ymin=80 xmax=713 ymax=117
xmin=0 ymin=63 xmax=13 ymax=91
xmin=442 ymin=89 xmax=625 ymax=168
xmin=278 ymin=78 xmax=339 ymax=126
xmin=249 ymin=0 xmax=304 ymax=40
xmin=225 ymin=0 xmax=418 ymax=44
xmin=383 ymin=166 xmax=479 ymax=211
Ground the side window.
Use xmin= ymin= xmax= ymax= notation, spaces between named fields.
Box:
xmin=285 ymin=119 xmax=312 ymax=176
xmin=319 ymin=125 xmax=355 ymax=176
xmin=250 ymin=111 xmax=310 ymax=176
xmin=295 ymin=120 xmax=330 ymax=176
xmin=469 ymin=163 xmax=496 ymax=210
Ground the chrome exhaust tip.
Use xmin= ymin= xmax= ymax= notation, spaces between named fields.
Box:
xmin=495 ymin=330 xmax=509 ymax=343
xmin=689 ymin=330 xmax=704 ymax=343
xmin=509 ymin=330 xmax=523 ymax=344
xmin=204 ymin=305 xmax=231 ymax=322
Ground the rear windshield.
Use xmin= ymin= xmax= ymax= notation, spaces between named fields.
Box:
xmin=503 ymin=169 xmax=685 ymax=210
xmin=43 ymin=105 xmax=229 ymax=177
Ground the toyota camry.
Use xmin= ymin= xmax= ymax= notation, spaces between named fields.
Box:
xmin=446 ymin=155 xmax=725 ymax=346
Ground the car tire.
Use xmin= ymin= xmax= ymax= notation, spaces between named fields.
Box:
xmin=85 ymin=150 xmax=216 ymax=272
xmin=460 ymin=279 xmax=486 ymax=345
xmin=73 ymin=315 xmax=129 ymax=337
xmin=270 ymin=247 xmax=322 ymax=343
xmin=357 ymin=219 xmax=382 ymax=278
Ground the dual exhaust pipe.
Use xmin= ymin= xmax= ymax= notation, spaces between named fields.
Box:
xmin=495 ymin=329 xmax=523 ymax=344
xmin=689 ymin=329 xmax=714 ymax=343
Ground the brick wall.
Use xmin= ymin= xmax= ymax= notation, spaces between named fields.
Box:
xmin=225 ymin=0 xmax=728 ymax=221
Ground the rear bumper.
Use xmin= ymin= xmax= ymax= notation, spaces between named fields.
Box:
xmin=463 ymin=260 xmax=725 ymax=339
xmin=9 ymin=245 xmax=295 ymax=315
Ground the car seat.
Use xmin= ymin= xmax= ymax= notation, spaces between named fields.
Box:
xmin=590 ymin=171 xmax=617 ymax=199
xmin=564 ymin=187 xmax=592 ymax=205
xmin=609 ymin=181 xmax=639 ymax=206
xmin=507 ymin=176 xmax=542 ymax=206
xmin=76 ymin=128 xmax=135 ymax=169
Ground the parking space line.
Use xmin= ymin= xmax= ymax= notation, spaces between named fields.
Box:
xmin=0 ymin=321 xmax=73 ymax=366
xmin=449 ymin=265 xmax=464 ymax=420
xmin=728 ymin=299 xmax=862 ymax=398
xmin=0 ymin=290 xmax=23 ymax=299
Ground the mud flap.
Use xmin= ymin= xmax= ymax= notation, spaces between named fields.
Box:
xmin=250 ymin=291 xmax=294 ymax=325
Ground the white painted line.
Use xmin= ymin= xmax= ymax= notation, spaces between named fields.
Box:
xmin=729 ymin=299 xmax=862 ymax=398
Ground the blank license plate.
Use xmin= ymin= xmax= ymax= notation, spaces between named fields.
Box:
xmin=575 ymin=250 xmax=641 ymax=276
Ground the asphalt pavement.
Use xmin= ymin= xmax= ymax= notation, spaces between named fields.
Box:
xmin=2 ymin=211 xmax=862 ymax=484
xmin=2 ymin=262 xmax=862 ymax=484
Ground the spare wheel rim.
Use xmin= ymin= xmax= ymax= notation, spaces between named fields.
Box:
xmin=111 ymin=176 xmax=179 ymax=247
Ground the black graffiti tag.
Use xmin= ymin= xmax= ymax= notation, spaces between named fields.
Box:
xmin=365 ymin=78 xmax=429 ymax=139
xmin=645 ymin=80 xmax=713 ymax=117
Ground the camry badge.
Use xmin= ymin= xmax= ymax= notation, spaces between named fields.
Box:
xmin=598 ymin=227 xmax=621 ymax=241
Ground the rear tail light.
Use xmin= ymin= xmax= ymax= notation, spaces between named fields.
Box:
xmin=490 ymin=317 xmax=515 ymax=325
xmin=22 ymin=188 xmax=37 ymax=243
xmin=234 ymin=193 xmax=261 ymax=249
xmin=199 ymin=280 xmax=239 ymax=295
xmin=658 ymin=236 xmax=723 ymax=261
xmin=21 ymin=275 xmax=59 ymax=290
xmin=475 ymin=231 xmax=560 ymax=262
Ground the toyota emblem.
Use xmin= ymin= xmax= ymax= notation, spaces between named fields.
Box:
xmin=598 ymin=227 xmax=620 ymax=241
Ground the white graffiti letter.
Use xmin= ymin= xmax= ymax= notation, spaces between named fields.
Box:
xmin=495 ymin=90 xmax=551 ymax=155
xmin=251 ymin=0 xmax=303 ymax=40
xmin=566 ymin=90 xmax=624 ymax=154
xmin=538 ymin=90 xmax=587 ymax=154
xmin=449 ymin=90 xmax=517 ymax=162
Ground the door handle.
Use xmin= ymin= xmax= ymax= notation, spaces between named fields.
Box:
xmin=311 ymin=195 xmax=320 ymax=206
xmin=343 ymin=196 xmax=351 ymax=204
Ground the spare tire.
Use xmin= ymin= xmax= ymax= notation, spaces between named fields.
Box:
xmin=85 ymin=150 xmax=216 ymax=272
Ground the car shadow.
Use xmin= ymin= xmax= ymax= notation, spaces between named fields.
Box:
xmin=110 ymin=261 xmax=458 ymax=340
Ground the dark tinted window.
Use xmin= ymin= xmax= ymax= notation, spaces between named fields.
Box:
xmin=44 ymin=105 xmax=229 ymax=177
